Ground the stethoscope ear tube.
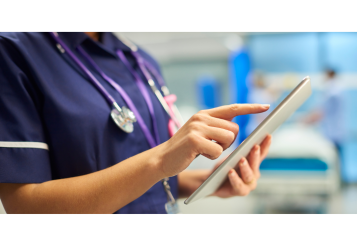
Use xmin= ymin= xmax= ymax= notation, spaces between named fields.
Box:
xmin=171 ymin=104 xmax=184 ymax=126
xmin=149 ymin=80 xmax=181 ymax=128
xmin=49 ymin=32 xmax=137 ymax=134
xmin=117 ymin=34 xmax=184 ymax=128
xmin=51 ymin=32 xmax=181 ymax=213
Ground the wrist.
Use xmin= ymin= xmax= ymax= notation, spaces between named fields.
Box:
xmin=146 ymin=142 xmax=168 ymax=181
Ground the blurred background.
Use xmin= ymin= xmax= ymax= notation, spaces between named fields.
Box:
xmin=1 ymin=32 xmax=356 ymax=214
xmin=119 ymin=32 xmax=357 ymax=214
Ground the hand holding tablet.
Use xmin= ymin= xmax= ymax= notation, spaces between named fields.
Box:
xmin=185 ymin=76 xmax=312 ymax=205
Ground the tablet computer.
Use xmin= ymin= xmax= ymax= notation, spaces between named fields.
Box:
xmin=184 ymin=76 xmax=312 ymax=205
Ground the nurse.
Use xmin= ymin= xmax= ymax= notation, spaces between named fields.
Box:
xmin=0 ymin=32 xmax=272 ymax=214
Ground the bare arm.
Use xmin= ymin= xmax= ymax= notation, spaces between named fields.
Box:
xmin=0 ymin=146 xmax=165 ymax=214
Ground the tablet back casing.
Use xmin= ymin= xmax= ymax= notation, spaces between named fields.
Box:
xmin=184 ymin=76 xmax=312 ymax=205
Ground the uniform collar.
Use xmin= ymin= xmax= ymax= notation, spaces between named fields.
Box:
xmin=101 ymin=32 xmax=132 ymax=52
xmin=57 ymin=32 xmax=88 ymax=48
xmin=57 ymin=32 xmax=131 ymax=55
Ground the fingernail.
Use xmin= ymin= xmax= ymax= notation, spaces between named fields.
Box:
xmin=255 ymin=146 xmax=260 ymax=154
xmin=262 ymin=104 xmax=270 ymax=109
xmin=228 ymin=169 xmax=234 ymax=176
xmin=240 ymin=157 xmax=247 ymax=165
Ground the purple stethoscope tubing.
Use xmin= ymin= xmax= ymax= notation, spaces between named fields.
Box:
xmin=76 ymin=46 xmax=158 ymax=148
xmin=49 ymin=33 xmax=115 ymax=107
xmin=49 ymin=32 xmax=136 ymax=134
xmin=143 ymin=60 xmax=184 ymax=126
xmin=116 ymin=50 xmax=161 ymax=146
xmin=49 ymin=32 xmax=179 ymax=211
xmin=143 ymin=61 xmax=166 ymax=90
xmin=114 ymin=33 xmax=183 ymax=127
xmin=130 ymin=51 xmax=181 ymax=128
xmin=49 ymin=32 xmax=180 ymax=149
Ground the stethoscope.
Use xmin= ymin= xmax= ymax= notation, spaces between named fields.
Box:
xmin=49 ymin=32 xmax=182 ymax=213
xmin=50 ymin=32 xmax=183 ymax=135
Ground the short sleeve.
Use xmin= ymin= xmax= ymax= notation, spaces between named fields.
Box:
xmin=0 ymin=36 xmax=52 ymax=183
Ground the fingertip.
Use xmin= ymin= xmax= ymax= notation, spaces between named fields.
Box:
xmin=267 ymin=135 xmax=272 ymax=144
xmin=228 ymin=169 xmax=245 ymax=193
xmin=262 ymin=104 xmax=270 ymax=110
xmin=228 ymin=169 xmax=240 ymax=186
xmin=239 ymin=157 xmax=247 ymax=166
xmin=253 ymin=104 xmax=270 ymax=112
xmin=263 ymin=135 xmax=272 ymax=145
xmin=228 ymin=169 xmax=236 ymax=178
xmin=250 ymin=145 xmax=259 ymax=156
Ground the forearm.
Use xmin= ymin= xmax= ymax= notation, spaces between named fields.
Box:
xmin=0 ymin=145 xmax=165 ymax=214
xmin=177 ymin=169 xmax=210 ymax=198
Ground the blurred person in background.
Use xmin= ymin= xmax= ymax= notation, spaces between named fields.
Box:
xmin=0 ymin=32 xmax=272 ymax=214
xmin=304 ymin=69 xmax=345 ymax=158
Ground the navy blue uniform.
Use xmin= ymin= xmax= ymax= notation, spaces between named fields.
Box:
xmin=0 ymin=32 xmax=178 ymax=214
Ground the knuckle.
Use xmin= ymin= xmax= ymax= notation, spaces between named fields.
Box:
xmin=192 ymin=112 xmax=206 ymax=122
xmin=190 ymin=114 xmax=199 ymax=122
xmin=229 ymin=104 xmax=240 ymax=112
xmin=198 ymin=110 xmax=206 ymax=114
xmin=244 ymin=175 xmax=253 ymax=183
xmin=187 ymin=132 xmax=200 ymax=145
xmin=188 ymin=121 xmax=201 ymax=132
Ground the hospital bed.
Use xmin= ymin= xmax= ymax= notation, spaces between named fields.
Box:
xmin=252 ymin=124 xmax=340 ymax=213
